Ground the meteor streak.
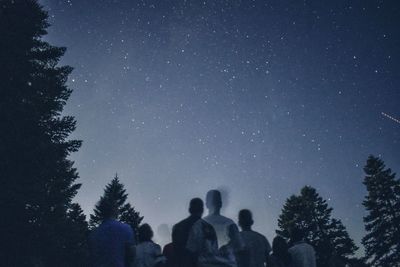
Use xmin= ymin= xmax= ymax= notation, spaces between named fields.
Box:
xmin=381 ymin=112 xmax=400 ymax=125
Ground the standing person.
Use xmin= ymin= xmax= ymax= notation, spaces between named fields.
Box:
xmin=237 ymin=209 xmax=271 ymax=267
xmin=134 ymin=223 xmax=166 ymax=267
xmin=89 ymin=202 xmax=136 ymax=267
xmin=203 ymin=190 xmax=243 ymax=251
xmin=172 ymin=198 xmax=205 ymax=267
xmin=267 ymin=236 xmax=292 ymax=267
xmin=288 ymin=227 xmax=316 ymax=267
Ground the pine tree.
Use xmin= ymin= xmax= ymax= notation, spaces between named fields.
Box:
xmin=67 ymin=204 xmax=90 ymax=265
xmin=362 ymin=155 xmax=400 ymax=266
xmin=0 ymin=1 xmax=87 ymax=266
xmin=120 ymin=202 xmax=143 ymax=237
xmin=90 ymin=174 xmax=143 ymax=239
xmin=277 ymin=186 xmax=358 ymax=266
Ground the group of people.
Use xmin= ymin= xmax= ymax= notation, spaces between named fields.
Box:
xmin=89 ymin=189 xmax=316 ymax=267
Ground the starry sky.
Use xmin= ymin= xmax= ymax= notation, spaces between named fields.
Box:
xmin=41 ymin=0 xmax=400 ymax=252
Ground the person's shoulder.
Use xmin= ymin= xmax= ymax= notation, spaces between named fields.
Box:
xmin=303 ymin=242 xmax=315 ymax=251
xmin=182 ymin=216 xmax=203 ymax=231
xmin=153 ymin=242 xmax=162 ymax=250
xmin=223 ymin=216 xmax=235 ymax=225
xmin=241 ymin=230 xmax=263 ymax=238
xmin=215 ymin=214 xmax=235 ymax=225
xmin=173 ymin=218 xmax=185 ymax=230
xmin=253 ymin=231 xmax=270 ymax=244
xmin=188 ymin=217 xmax=205 ymax=231
xmin=194 ymin=218 xmax=214 ymax=232
xmin=205 ymin=214 xmax=235 ymax=225
xmin=295 ymin=241 xmax=311 ymax=247
xmin=174 ymin=216 xmax=193 ymax=228
xmin=112 ymin=220 xmax=133 ymax=233
xmin=290 ymin=241 xmax=313 ymax=252
xmin=202 ymin=214 xmax=212 ymax=222
xmin=251 ymin=230 xmax=267 ymax=239
xmin=92 ymin=219 xmax=115 ymax=232
xmin=144 ymin=241 xmax=161 ymax=250
xmin=199 ymin=218 xmax=213 ymax=227
xmin=116 ymin=220 xmax=131 ymax=228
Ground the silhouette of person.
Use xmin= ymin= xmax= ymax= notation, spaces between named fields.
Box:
xmin=134 ymin=223 xmax=166 ymax=267
xmin=267 ymin=236 xmax=292 ymax=267
xmin=237 ymin=209 xmax=271 ymax=267
xmin=203 ymin=190 xmax=243 ymax=250
xmin=172 ymin=198 xmax=205 ymax=267
xmin=89 ymin=202 xmax=135 ymax=267
xmin=288 ymin=227 xmax=316 ymax=267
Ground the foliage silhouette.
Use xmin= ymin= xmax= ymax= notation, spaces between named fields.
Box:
xmin=362 ymin=155 xmax=400 ymax=266
xmin=0 ymin=0 xmax=87 ymax=266
xmin=277 ymin=186 xmax=358 ymax=267
xmin=90 ymin=174 xmax=143 ymax=240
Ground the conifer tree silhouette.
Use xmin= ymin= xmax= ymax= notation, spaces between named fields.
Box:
xmin=362 ymin=155 xmax=400 ymax=266
xmin=0 ymin=1 xmax=87 ymax=266
xmin=90 ymin=174 xmax=143 ymax=240
xmin=277 ymin=186 xmax=358 ymax=266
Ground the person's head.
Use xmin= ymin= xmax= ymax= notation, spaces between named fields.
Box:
xmin=206 ymin=190 xmax=222 ymax=213
xmin=238 ymin=209 xmax=254 ymax=230
xmin=189 ymin=198 xmax=204 ymax=217
xmin=101 ymin=201 xmax=118 ymax=220
xmin=138 ymin=223 xmax=154 ymax=243
xmin=290 ymin=226 xmax=305 ymax=243
xmin=272 ymin=236 xmax=288 ymax=256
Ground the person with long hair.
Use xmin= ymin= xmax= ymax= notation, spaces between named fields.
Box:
xmin=134 ymin=224 xmax=166 ymax=267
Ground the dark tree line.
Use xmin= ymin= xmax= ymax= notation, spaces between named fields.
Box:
xmin=1 ymin=1 xmax=400 ymax=267
xmin=0 ymin=1 xmax=142 ymax=266
xmin=0 ymin=0 xmax=86 ymax=266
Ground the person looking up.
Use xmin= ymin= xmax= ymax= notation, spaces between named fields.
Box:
xmin=237 ymin=209 xmax=271 ymax=267
xmin=203 ymin=190 xmax=243 ymax=251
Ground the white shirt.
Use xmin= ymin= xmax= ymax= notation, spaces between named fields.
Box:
xmin=288 ymin=241 xmax=316 ymax=267
xmin=240 ymin=230 xmax=271 ymax=267
xmin=134 ymin=241 xmax=165 ymax=267
xmin=203 ymin=214 xmax=243 ymax=250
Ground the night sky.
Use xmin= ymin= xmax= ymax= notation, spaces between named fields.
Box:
xmin=41 ymin=0 xmax=400 ymax=252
